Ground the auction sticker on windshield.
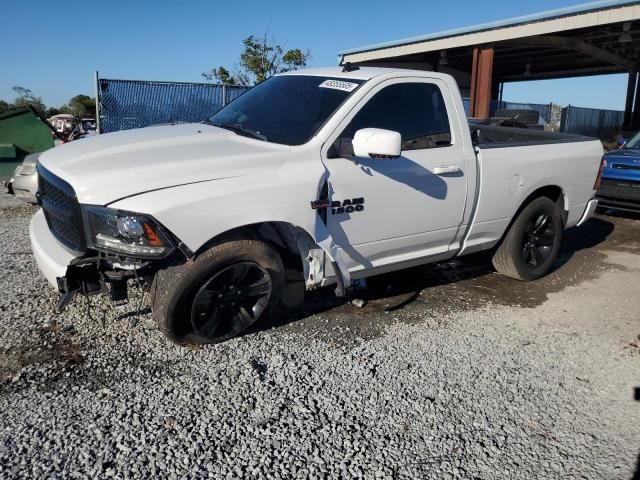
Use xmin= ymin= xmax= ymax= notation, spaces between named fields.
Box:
xmin=319 ymin=80 xmax=359 ymax=92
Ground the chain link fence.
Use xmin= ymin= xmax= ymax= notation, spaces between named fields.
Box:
xmin=97 ymin=78 xmax=250 ymax=133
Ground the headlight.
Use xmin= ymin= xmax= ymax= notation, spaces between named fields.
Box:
xmin=84 ymin=206 xmax=174 ymax=258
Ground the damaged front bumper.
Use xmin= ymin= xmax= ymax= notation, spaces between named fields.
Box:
xmin=30 ymin=210 xmax=83 ymax=289
xmin=30 ymin=209 xmax=164 ymax=307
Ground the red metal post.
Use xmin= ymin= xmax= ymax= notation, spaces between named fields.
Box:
xmin=470 ymin=46 xmax=494 ymax=119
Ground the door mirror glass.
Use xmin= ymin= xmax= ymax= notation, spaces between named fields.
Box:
xmin=352 ymin=128 xmax=401 ymax=159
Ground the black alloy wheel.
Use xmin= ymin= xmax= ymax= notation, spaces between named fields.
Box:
xmin=190 ymin=262 xmax=272 ymax=340
xmin=492 ymin=196 xmax=563 ymax=281
xmin=521 ymin=212 xmax=556 ymax=267
xmin=151 ymin=239 xmax=284 ymax=344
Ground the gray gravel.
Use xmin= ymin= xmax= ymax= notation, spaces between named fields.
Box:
xmin=1 ymin=190 xmax=639 ymax=479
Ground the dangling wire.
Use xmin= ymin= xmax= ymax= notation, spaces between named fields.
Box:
xmin=81 ymin=284 xmax=107 ymax=328
xmin=131 ymin=262 xmax=146 ymax=326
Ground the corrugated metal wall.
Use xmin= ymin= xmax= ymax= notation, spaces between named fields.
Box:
xmin=559 ymin=105 xmax=624 ymax=137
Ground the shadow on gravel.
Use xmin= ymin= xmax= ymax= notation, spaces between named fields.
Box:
xmin=595 ymin=209 xmax=640 ymax=254
xmin=250 ymin=216 xmax=620 ymax=341
xmin=598 ymin=207 xmax=640 ymax=222
xmin=350 ymin=218 xmax=615 ymax=311
xmin=552 ymin=217 xmax=615 ymax=272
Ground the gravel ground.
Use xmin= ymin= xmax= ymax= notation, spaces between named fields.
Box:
xmin=0 ymin=190 xmax=639 ymax=479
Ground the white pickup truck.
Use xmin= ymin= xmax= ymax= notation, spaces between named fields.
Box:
xmin=30 ymin=66 xmax=604 ymax=343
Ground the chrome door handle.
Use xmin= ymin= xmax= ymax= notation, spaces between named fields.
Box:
xmin=433 ymin=165 xmax=462 ymax=175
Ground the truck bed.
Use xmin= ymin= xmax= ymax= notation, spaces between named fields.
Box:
xmin=471 ymin=124 xmax=596 ymax=148
xmin=458 ymin=125 xmax=604 ymax=256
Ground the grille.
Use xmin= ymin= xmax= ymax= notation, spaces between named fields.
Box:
xmin=38 ymin=167 xmax=86 ymax=251
xmin=598 ymin=178 xmax=640 ymax=202
xmin=612 ymin=163 xmax=640 ymax=171
xmin=42 ymin=178 xmax=75 ymax=212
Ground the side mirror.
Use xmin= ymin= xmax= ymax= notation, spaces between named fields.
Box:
xmin=352 ymin=128 xmax=401 ymax=159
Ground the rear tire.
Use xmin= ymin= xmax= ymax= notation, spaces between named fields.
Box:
xmin=492 ymin=196 xmax=563 ymax=281
xmin=151 ymin=240 xmax=284 ymax=344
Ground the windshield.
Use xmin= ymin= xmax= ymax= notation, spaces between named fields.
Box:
xmin=209 ymin=75 xmax=364 ymax=146
xmin=624 ymin=131 xmax=640 ymax=149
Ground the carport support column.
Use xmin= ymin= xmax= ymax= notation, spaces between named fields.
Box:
xmin=470 ymin=46 xmax=494 ymax=119
xmin=624 ymin=71 xmax=637 ymax=131
xmin=632 ymin=75 xmax=640 ymax=131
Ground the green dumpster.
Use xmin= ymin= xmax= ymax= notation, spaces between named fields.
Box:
xmin=0 ymin=107 xmax=54 ymax=162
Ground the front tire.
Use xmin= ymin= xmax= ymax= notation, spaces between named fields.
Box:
xmin=151 ymin=240 xmax=284 ymax=344
xmin=492 ymin=196 xmax=563 ymax=281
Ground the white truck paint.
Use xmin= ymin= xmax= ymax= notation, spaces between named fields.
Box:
xmin=30 ymin=67 xmax=604 ymax=343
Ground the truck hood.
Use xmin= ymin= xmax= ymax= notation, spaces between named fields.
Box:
xmin=604 ymin=148 xmax=640 ymax=162
xmin=38 ymin=123 xmax=291 ymax=205
xmin=603 ymin=148 xmax=640 ymax=181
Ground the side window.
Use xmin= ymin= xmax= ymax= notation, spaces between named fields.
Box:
xmin=340 ymin=82 xmax=452 ymax=152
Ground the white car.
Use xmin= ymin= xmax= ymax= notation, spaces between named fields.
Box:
xmin=6 ymin=152 xmax=40 ymax=203
xmin=30 ymin=67 xmax=604 ymax=343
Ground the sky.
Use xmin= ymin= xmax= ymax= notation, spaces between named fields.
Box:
xmin=1 ymin=0 xmax=630 ymax=110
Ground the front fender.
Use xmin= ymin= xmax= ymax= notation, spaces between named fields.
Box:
xmin=109 ymin=163 xmax=321 ymax=250
xmin=108 ymin=160 xmax=351 ymax=286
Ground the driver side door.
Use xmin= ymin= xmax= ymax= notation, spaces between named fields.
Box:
xmin=322 ymin=78 xmax=468 ymax=274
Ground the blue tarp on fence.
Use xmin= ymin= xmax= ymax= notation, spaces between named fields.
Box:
xmin=98 ymin=79 xmax=249 ymax=133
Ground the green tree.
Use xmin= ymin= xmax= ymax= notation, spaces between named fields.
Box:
xmin=1 ymin=90 xmax=95 ymax=118
xmin=68 ymin=94 xmax=96 ymax=117
xmin=206 ymin=67 xmax=237 ymax=85
xmin=0 ymin=100 xmax=11 ymax=114
xmin=46 ymin=105 xmax=72 ymax=117
xmin=12 ymin=86 xmax=46 ymax=117
xmin=202 ymin=32 xmax=311 ymax=86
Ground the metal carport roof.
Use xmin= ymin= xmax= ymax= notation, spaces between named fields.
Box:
xmin=339 ymin=0 xmax=640 ymax=73
xmin=338 ymin=0 xmax=640 ymax=124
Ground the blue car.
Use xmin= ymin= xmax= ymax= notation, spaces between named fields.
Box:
xmin=597 ymin=134 xmax=640 ymax=212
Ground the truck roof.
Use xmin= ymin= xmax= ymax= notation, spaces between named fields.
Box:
xmin=279 ymin=66 xmax=448 ymax=81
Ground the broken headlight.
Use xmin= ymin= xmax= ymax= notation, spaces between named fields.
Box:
xmin=84 ymin=206 xmax=174 ymax=258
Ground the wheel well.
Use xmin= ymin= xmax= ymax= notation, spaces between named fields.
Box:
xmin=492 ymin=185 xmax=568 ymax=252
xmin=194 ymin=222 xmax=313 ymax=275
xmin=518 ymin=185 xmax=567 ymax=226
